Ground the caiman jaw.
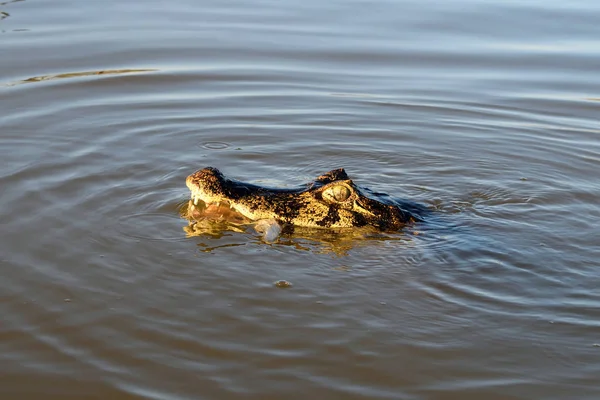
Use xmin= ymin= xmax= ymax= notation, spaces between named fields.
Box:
xmin=186 ymin=179 xmax=204 ymax=206
xmin=185 ymin=173 xmax=237 ymax=214
xmin=186 ymin=171 xmax=220 ymax=206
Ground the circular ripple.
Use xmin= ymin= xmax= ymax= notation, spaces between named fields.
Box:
xmin=201 ymin=141 xmax=231 ymax=150
xmin=116 ymin=213 xmax=189 ymax=241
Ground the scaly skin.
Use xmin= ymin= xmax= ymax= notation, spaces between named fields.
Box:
xmin=186 ymin=167 xmax=415 ymax=230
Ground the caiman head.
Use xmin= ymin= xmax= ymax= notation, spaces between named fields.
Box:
xmin=185 ymin=167 xmax=416 ymax=231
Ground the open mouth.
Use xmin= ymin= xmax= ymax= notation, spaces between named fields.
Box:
xmin=188 ymin=186 xmax=207 ymax=206
xmin=186 ymin=197 xmax=249 ymax=224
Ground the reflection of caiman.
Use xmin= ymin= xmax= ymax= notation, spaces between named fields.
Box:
xmin=185 ymin=167 xmax=420 ymax=232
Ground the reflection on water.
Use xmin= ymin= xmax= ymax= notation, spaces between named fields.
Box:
xmin=3 ymin=68 xmax=157 ymax=87
xmin=189 ymin=223 xmax=420 ymax=257
xmin=180 ymin=198 xmax=423 ymax=257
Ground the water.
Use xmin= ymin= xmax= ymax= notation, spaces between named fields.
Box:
xmin=1 ymin=0 xmax=599 ymax=398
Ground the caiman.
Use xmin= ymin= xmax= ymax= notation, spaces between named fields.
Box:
xmin=185 ymin=167 xmax=419 ymax=235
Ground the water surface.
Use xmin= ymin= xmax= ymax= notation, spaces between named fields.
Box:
xmin=1 ymin=0 xmax=599 ymax=399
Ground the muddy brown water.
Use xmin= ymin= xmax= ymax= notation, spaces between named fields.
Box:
xmin=2 ymin=0 xmax=600 ymax=399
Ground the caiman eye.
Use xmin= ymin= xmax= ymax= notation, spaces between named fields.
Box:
xmin=325 ymin=185 xmax=351 ymax=202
